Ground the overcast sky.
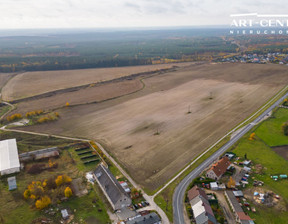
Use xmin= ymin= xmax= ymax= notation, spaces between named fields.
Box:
xmin=0 ymin=0 xmax=288 ymax=29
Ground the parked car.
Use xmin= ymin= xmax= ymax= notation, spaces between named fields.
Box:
xmin=134 ymin=204 xmax=139 ymax=209
xmin=144 ymin=201 xmax=150 ymax=206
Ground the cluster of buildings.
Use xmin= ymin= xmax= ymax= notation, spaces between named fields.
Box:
xmin=188 ymin=152 xmax=257 ymax=224
xmin=220 ymin=52 xmax=288 ymax=64
xmin=93 ymin=164 xmax=161 ymax=224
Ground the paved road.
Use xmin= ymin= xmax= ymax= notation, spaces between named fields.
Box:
xmin=173 ymin=91 xmax=288 ymax=224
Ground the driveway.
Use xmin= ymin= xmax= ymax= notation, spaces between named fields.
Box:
xmin=206 ymin=190 xmax=235 ymax=224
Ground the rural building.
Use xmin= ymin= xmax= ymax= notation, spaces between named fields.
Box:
xmin=0 ymin=139 xmax=20 ymax=175
xmin=225 ymin=191 xmax=254 ymax=224
xmin=210 ymin=182 xmax=218 ymax=190
xmin=188 ymin=186 xmax=217 ymax=224
xmin=7 ymin=176 xmax=17 ymax=191
xmin=94 ymin=164 xmax=131 ymax=211
xmin=126 ymin=212 xmax=161 ymax=224
xmin=206 ymin=157 xmax=230 ymax=180
xmin=19 ymin=147 xmax=59 ymax=162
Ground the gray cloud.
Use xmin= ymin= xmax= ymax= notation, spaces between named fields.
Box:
xmin=0 ymin=0 xmax=287 ymax=28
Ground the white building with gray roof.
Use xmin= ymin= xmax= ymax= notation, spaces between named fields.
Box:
xmin=94 ymin=164 xmax=131 ymax=211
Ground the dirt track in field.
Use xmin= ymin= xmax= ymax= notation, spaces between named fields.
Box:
xmin=14 ymin=63 xmax=288 ymax=191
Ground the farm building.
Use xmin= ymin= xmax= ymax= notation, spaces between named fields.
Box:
xmin=0 ymin=139 xmax=20 ymax=175
xmin=126 ymin=212 xmax=161 ymax=224
xmin=206 ymin=157 xmax=231 ymax=180
xmin=19 ymin=147 xmax=59 ymax=162
xmin=188 ymin=186 xmax=217 ymax=224
xmin=94 ymin=164 xmax=131 ymax=211
xmin=225 ymin=191 xmax=254 ymax=224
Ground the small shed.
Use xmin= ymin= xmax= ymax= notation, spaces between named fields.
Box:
xmin=61 ymin=209 xmax=69 ymax=220
xmin=243 ymin=166 xmax=251 ymax=172
xmin=243 ymin=160 xmax=251 ymax=166
xmin=7 ymin=176 xmax=17 ymax=190
xmin=233 ymin=190 xmax=244 ymax=197
xmin=218 ymin=183 xmax=226 ymax=190
xmin=210 ymin=182 xmax=218 ymax=190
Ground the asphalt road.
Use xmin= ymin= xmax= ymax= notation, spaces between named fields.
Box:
xmin=173 ymin=92 xmax=288 ymax=224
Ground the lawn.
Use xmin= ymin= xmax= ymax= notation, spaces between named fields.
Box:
xmin=61 ymin=186 xmax=110 ymax=224
xmin=0 ymin=105 xmax=11 ymax=117
xmin=233 ymin=135 xmax=288 ymax=199
xmin=255 ymin=108 xmax=288 ymax=146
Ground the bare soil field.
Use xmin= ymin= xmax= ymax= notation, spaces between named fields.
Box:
xmin=0 ymin=73 xmax=15 ymax=90
xmin=12 ymin=79 xmax=143 ymax=114
xmin=14 ymin=63 xmax=288 ymax=191
xmin=2 ymin=63 xmax=191 ymax=101
xmin=273 ymin=146 xmax=288 ymax=160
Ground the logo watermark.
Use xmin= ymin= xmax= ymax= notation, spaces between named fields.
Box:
xmin=230 ymin=13 xmax=288 ymax=35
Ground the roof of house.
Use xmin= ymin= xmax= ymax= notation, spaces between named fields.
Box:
xmin=126 ymin=212 xmax=161 ymax=224
xmin=188 ymin=186 xmax=208 ymax=202
xmin=94 ymin=164 xmax=129 ymax=205
xmin=226 ymin=191 xmax=243 ymax=212
xmin=0 ymin=139 xmax=20 ymax=172
xmin=237 ymin=212 xmax=252 ymax=221
xmin=226 ymin=191 xmax=253 ymax=222
xmin=194 ymin=211 xmax=217 ymax=224
xmin=208 ymin=157 xmax=230 ymax=178
xmin=189 ymin=186 xmax=217 ymax=224
xmin=210 ymin=182 xmax=218 ymax=188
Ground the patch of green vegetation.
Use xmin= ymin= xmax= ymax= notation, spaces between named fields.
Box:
xmin=3 ymin=203 xmax=41 ymax=224
xmin=0 ymin=130 xmax=75 ymax=153
xmin=233 ymin=135 xmax=288 ymax=199
xmin=154 ymin=136 xmax=230 ymax=222
xmin=0 ymin=105 xmax=11 ymax=117
xmin=61 ymin=187 xmax=110 ymax=224
xmin=248 ymin=205 xmax=288 ymax=224
xmin=255 ymin=108 xmax=288 ymax=146
xmin=67 ymin=147 xmax=100 ymax=172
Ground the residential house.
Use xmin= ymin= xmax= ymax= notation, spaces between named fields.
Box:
xmin=225 ymin=191 xmax=254 ymax=224
xmin=94 ymin=164 xmax=131 ymax=211
xmin=188 ymin=186 xmax=217 ymax=224
xmin=206 ymin=157 xmax=230 ymax=180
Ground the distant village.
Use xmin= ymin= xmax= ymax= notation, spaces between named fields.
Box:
xmin=219 ymin=53 xmax=288 ymax=65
